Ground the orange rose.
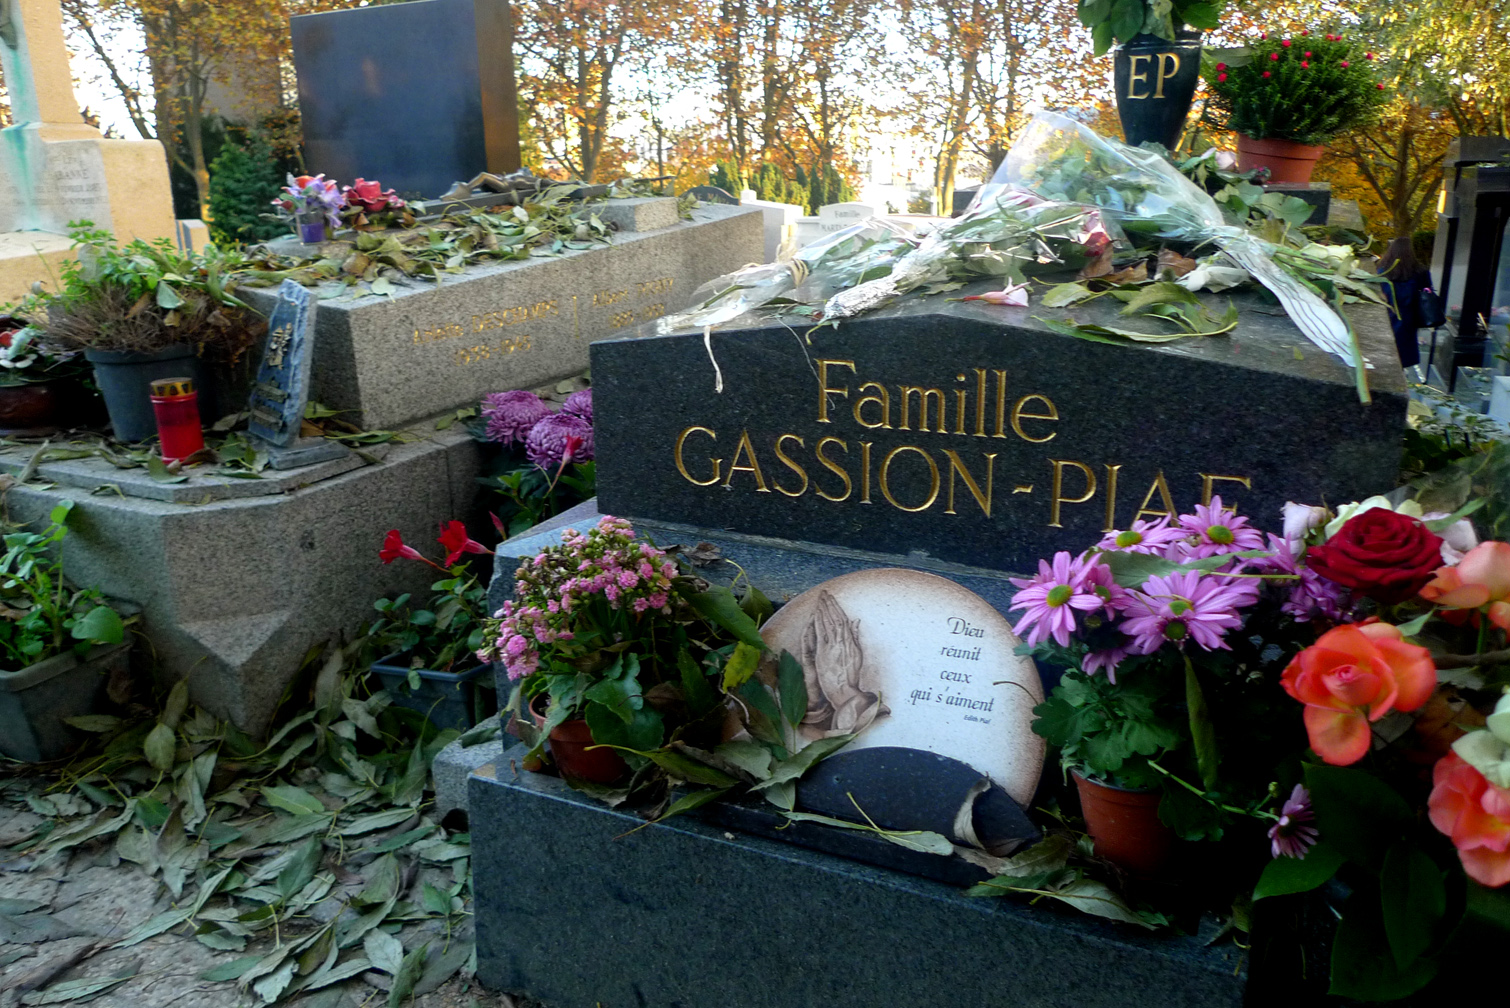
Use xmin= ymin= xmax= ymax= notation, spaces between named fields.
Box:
xmin=1429 ymin=751 xmax=1510 ymax=887
xmin=1420 ymin=541 xmax=1510 ymax=630
xmin=1280 ymin=622 xmax=1436 ymax=766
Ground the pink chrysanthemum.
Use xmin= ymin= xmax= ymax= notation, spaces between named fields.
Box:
xmin=482 ymin=390 xmax=553 ymax=445
xmin=1121 ymin=569 xmax=1257 ymax=654
xmin=525 ymin=412 xmax=594 ymax=467
xmin=561 ymin=388 xmax=593 ymax=422
xmin=1096 ymin=517 xmax=1189 ymax=556
xmin=1082 ymin=640 xmax=1135 ymax=682
xmin=1009 ymin=552 xmax=1107 ymax=647
xmin=1175 ymin=495 xmax=1266 ymax=560
xmin=1268 ymin=785 xmax=1319 ymax=859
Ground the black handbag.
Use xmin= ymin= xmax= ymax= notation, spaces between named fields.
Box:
xmin=1419 ymin=285 xmax=1446 ymax=329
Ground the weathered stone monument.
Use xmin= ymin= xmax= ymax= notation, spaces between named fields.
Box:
xmin=0 ymin=0 xmax=177 ymax=301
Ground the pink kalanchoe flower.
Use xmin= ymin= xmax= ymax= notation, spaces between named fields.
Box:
xmin=1340 ymin=60 xmax=1349 ymax=67
xmin=1097 ymin=516 xmax=1188 ymax=556
xmin=962 ymin=282 xmax=1029 ymax=307
xmin=1218 ymin=72 xmax=1228 ymax=81
xmin=1121 ymin=570 xmax=1257 ymax=654
xmin=1268 ymin=785 xmax=1320 ymax=859
xmin=1176 ymin=495 xmax=1266 ymax=560
xmin=1009 ymin=552 xmax=1104 ymax=647
xmin=526 ymin=412 xmax=594 ymax=468
xmin=482 ymin=390 xmax=553 ymax=445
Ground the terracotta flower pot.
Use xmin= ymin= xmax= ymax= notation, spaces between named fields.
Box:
xmin=1073 ymin=771 xmax=1175 ymax=877
xmin=1235 ymin=135 xmax=1327 ymax=184
xmin=0 ymin=381 xmax=64 ymax=433
xmin=529 ymin=695 xmax=628 ymax=784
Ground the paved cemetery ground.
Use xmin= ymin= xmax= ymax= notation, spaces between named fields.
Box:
xmin=0 ymin=657 xmax=544 ymax=1008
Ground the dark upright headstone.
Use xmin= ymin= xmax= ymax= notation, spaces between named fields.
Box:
xmin=291 ymin=0 xmax=521 ymax=199
xmin=590 ymin=286 xmax=1407 ymax=576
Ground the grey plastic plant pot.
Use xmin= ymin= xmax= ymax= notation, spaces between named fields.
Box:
xmin=0 ymin=641 xmax=131 ymax=762
xmin=371 ymin=652 xmax=491 ymax=733
xmin=84 ymin=344 xmax=207 ymax=443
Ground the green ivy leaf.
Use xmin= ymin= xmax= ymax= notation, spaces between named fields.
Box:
xmin=1380 ymin=844 xmax=1446 ymax=970
xmin=687 ymin=586 xmax=766 ymax=649
xmin=1253 ymin=841 xmax=1345 ymax=899
xmin=1304 ymin=765 xmax=1412 ymax=873
xmin=777 ymin=650 xmax=807 ymax=727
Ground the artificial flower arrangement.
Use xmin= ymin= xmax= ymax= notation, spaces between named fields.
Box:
xmin=339 ymin=178 xmax=415 ymax=232
xmin=1204 ymin=30 xmax=1389 ymax=147
xmin=0 ymin=316 xmax=86 ymax=387
xmin=1007 ymin=491 xmax=1510 ymax=1000
xmin=271 ymin=173 xmax=345 ymax=240
xmin=477 ymin=388 xmax=596 ymax=536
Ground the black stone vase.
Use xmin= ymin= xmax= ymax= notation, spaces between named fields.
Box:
xmin=1113 ymin=30 xmax=1204 ymax=151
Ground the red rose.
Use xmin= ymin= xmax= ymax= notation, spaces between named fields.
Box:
xmin=1307 ymin=509 xmax=1444 ymax=604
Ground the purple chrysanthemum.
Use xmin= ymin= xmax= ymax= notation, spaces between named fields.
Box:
xmin=1009 ymin=551 xmax=1109 ymax=647
xmin=482 ymin=390 xmax=554 ymax=445
xmin=1120 ymin=569 xmax=1257 ymax=654
xmin=526 ymin=412 xmax=594 ymax=468
xmin=1175 ymin=495 xmax=1267 ymax=560
xmin=1259 ymin=534 xmax=1353 ymax=623
xmin=561 ymin=388 xmax=593 ymax=422
xmin=1096 ymin=517 xmax=1189 ymax=556
xmin=1268 ymin=784 xmax=1319 ymax=859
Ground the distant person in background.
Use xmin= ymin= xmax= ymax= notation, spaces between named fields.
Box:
xmin=1379 ymin=236 xmax=1436 ymax=369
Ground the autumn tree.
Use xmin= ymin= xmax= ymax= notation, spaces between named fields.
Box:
xmin=898 ymin=0 xmax=1091 ymax=214
xmin=513 ymin=0 xmax=692 ymax=182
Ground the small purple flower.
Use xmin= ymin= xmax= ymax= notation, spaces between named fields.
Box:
xmin=561 ymin=388 xmax=593 ymax=422
xmin=526 ymin=412 xmax=594 ymax=468
xmin=1120 ymin=569 xmax=1257 ymax=654
xmin=1009 ymin=551 xmax=1108 ymax=647
xmin=1176 ymin=495 xmax=1267 ymax=560
xmin=1096 ymin=517 xmax=1189 ymax=555
xmin=482 ymin=390 xmax=554 ymax=445
xmin=1259 ymin=534 xmax=1353 ymax=623
xmin=1269 ymin=784 xmax=1319 ymax=859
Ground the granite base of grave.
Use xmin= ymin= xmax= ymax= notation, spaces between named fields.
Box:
xmin=469 ymin=758 xmax=1248 ymax=1008
xmin=1 ymin=422 xmax=480 ymax=735
xmin=239 ymin=201 xmax=763 ymax=432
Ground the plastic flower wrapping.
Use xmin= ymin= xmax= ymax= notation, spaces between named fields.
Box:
xmin=661 ymin=112 xmax=1386 ymax=402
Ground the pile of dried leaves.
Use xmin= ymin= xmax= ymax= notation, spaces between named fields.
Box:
xmin=1 ymin=640 xmax=487 ymax=1007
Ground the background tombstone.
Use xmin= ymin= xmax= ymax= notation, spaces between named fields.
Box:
xmin=247 ymin=279 xmax=350 ymax=469
xmin=684 ymin=185 xmax=739 ymax=205
xmin=0 ymin=0 xmax=177 ymax=301
xmin=795 ymin=200 xmax=880 ymax=247
xmin=291 ymin=0 xmax=522 ymax=199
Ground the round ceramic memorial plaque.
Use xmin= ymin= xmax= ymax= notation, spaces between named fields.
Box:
xmin=759 ymin=568 xmax=1045 ymax=805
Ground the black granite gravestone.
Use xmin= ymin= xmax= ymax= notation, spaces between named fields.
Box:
xmin=291 ymin=0 xmax=521 ymax=199
xmin=591 ymin=285 xmax=1407 ymax=576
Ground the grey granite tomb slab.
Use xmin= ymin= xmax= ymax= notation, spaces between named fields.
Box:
xmin=590 ymin=283 xmax=1407 ymax=576
xmin=470 ymin=760 xmax=1247 ymax=1008
xmin=240 ymin=203 xmax=762 ymax=432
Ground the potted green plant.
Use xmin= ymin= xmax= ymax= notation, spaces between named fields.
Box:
xmin=0 ymin=501 xmax=130 ymax=762
xmin=0 ymin=316 xmax=89 ymax=434
xmin=1078 ymin=0 xmax=1225 ymax=150
xmin=1203 ymin=30 xmax=1388 ymax=181
xmin=16 ymin=223 xmax=263 ymax=442
xmin=371 ymin=522 xmax=495 ymax=731
xmin=481 ymin=515 xmax=760 ymax=785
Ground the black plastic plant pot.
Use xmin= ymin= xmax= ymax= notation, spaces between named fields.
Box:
xmin=371 ymin=652 xmax=492 ymax=732
xmin=1113 ymin=31 xmax=1204 ymax=151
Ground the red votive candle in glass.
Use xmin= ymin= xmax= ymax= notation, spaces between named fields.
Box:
xmin=150 ymin=377 xmax=205 ymax=462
